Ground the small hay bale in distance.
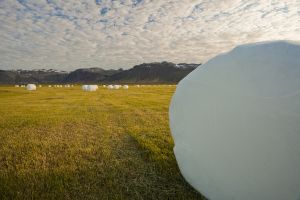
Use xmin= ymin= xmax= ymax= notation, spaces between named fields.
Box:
xmin=113 ymin=85 xmax=120 ymax=89
xmin=82 ymin=85 xmax=88 ymax=91
xmin=123 ymin=85 xmax=129 ymax=89
xmin=87 ymin=85 xmax=98 ymax=91
xmin=82 ymin=85 xmax=98 ymax=92
xmin=26 ymin=84 xmax=36 ymax=91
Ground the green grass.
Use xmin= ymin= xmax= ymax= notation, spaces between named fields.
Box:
xmin=0 ymin=85 xmax=204 ymax=200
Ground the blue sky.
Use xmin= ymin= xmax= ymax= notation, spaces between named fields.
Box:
xmin=0 ymin=0 xmax=299 ymax=70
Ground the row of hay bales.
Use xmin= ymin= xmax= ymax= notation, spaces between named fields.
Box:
xmin=82 ymin=84 xmax=129 ymax=91
xmin=105 ymin=85 xmax=129 ymax=90
xmin=15 ymin=84 xmax=74 ymax=88
xmin=16 ymin=84 xmax=175 ymax=91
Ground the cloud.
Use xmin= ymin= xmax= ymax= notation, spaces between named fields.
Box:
xmin=0 ymin=0 xmax=300 ymax=70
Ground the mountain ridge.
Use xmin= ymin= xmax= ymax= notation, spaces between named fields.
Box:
xmin=0 ymin=62 xmax=199 ymax=84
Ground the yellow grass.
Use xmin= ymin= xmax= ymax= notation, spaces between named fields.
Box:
xmin=0 ymin=86 xmax=204 ymax=199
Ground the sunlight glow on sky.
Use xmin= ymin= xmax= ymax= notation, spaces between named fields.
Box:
xmin=0 ymin=0 xmax=300 ymax=70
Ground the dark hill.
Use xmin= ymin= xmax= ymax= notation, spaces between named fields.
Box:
xmin=0 ymin=62 xmax=199 ymax=84
xmin=104 ymin=62 xmax=199 ymax=84
xmin=65 ymin=68 xmax=121 ymax=83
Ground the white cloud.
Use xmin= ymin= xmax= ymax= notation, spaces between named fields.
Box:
xmin=0 ymin=0 xmax=300 ymax=70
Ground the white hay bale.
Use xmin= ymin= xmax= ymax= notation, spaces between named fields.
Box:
xmin=82 ymin=85 xmax=88 ymax=91
xmin=136 ymin=85 xmax=140 ymax=87
xmin=113 ymin=85 xmax=120 ymax=89
xmin=14 ymin=85 xmax=19 ymax=87
xmin=107 ymin=85 xmax=113 ymax=89
xmin=26 ymin=84 xmax=36 ymax=91
xmin=87 ymin=85 xmax=98 ymax=91
xmin=48 ymin=85 xmax=52 ymax=87
xmin=123 ymin=85 xmax=129 ymax=89
xmin=38 ymin=85 xmax=42 ymax=88
xmin=169 ymin=41 xmax=300 ymax=200
xmin=82 ymin=85 xmax=98 ymax=91
xmin=103 ymin=85 xmax=106 ymax=88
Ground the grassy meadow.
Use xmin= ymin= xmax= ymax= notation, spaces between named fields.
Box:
xmin=0 ymin=85 xmax=204 ymax=200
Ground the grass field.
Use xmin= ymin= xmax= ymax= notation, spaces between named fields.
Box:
xmin=0 ymin=86 xmax=204 ymax=200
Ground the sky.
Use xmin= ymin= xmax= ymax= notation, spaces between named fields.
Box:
xmin=0 ymin=0 xmax=300 ymax=71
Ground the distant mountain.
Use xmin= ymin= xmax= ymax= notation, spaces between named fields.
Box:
xmin=65 ymin=68 xmax=122 ymax=83
xmin=0 ymin=62 xmax=199 ymax=84
xmin=104 ymin=62 xmax=199 ymax=83
xmin=0 ymin=69 xmax=68 ymax=84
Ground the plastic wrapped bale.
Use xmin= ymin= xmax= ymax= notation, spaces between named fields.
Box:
xmin=169 ymin=41 xmax=300 ymax=200
xmin=14 ymin=85 xmax=19 ymax=87
xmin=107 ymin=85 xmax=113 ymax=89
xmin=82 ymin=85 xmax=88 ymax=91
xmin=26 ymin=84 xmax=36 ymax=91
xmin=39 ymin=85 xmax=42 ymax=88
xmin=123 ymin=85 xmax=129 ymax=89
xmin=113 ymin=85 xmax=120 ymax=89
xmin=87 ymin=85 xmax=98 ymax=91
xmin=48 ymin=85 xmax=52 ymax=88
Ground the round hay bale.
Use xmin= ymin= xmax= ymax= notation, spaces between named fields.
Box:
xmin=170 ymin=41 xmax=300 ymax=200
xmin=113 ymin=85 xmax=120 ymax=89
xmin=26 ymin=84 xmax=36 ymax=91
xmin=87 ymin=85 xmax=98 ymax=91
xmin=82 ymin=85 xmax=98 ymax=91
xmin=82 ymin=85 xmax=88 ymax=91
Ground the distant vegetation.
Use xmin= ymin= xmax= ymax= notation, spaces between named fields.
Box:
xmin=0 ymin=86 xmax=204 ymax=199
xmin=0 ymin=62 xmax=199 ymax=84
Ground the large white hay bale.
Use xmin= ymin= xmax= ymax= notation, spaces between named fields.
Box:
xmin=107 ymin=85 xmax=113 ymax=89
xmin=26 ymin=84 xmax=36 ymax=91
xmin=123 ymin=85 xmax=129 ymax=89
xmin=169 ymin=41 xmax=300 ymax=200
